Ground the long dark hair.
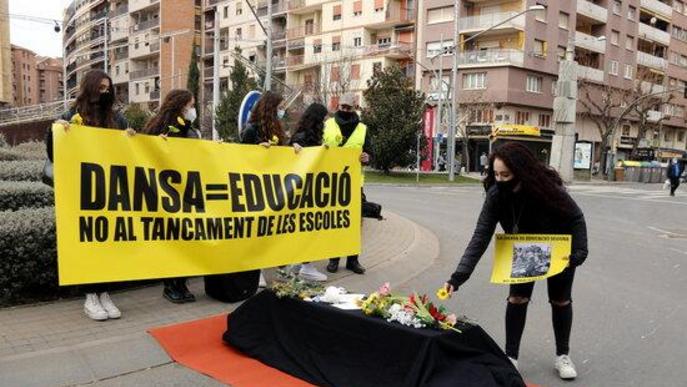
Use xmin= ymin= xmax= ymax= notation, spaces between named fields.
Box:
xmin=249 ymin=91 xmax=286 ymax=144
xmin=73 ymin=69 xmax=116 ymax=128
xmin=293 ymin=103 xmax=327 ymax=145
xmin=142 ymin=89 xmax=193 ymax=135
xmin=484 ymin=142 xmax=572 ymax=216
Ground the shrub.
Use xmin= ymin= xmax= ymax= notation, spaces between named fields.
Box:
xmin=0 ymin=148 xmax=44 ymax=161
xmin=0 ymin=160 xmax=44 ymax=181
xmin=0 ymin=181 xmax=54 ymax=211
xmin=0 ymin=133 xmax=7 ymax=148
xmin=13 ymin=141 xmax=47 ymax=159
xmin=0 ymin=207 xmax=59 ymax=303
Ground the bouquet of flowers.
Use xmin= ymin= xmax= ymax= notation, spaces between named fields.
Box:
xmin=270 ymin=269 xmax=324 ymax=300
xmin=358 ymin=283 xmax=464 ymax=333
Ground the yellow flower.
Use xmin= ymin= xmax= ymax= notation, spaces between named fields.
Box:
xmin=177 ymin=116 xmax=186 ymax=126
xmin=436 ymin=287 xmax=450 ymax=301
xmin=70 ymin=113 xmax=83 ymax=125
xmin=270 ymin=135 xmax=279 ymax=145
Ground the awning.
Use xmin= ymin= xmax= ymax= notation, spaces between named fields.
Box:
xmin=491 ymin=124 xmax=541 ymax=137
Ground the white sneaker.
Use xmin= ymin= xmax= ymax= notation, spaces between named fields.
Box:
xmin=508 ymin=357 xmax=518 ymax=370
xmin=259 ymin=271 xmax=267 ymax=288
xmin=84 ymin=293 xmax=108 ymax=321
xmin=284 ymin=264 xmax=302 ymax=274
xmin=554 ymin=354 xmax=577 ymax=380
xmin=298 ymin=264 xmax=328 ymax=282
xmin=99 ymin=292 xmax=121 ymax=319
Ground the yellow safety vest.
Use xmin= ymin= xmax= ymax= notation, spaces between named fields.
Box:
xmin=323 ymin=118 xmax=367 ymax=185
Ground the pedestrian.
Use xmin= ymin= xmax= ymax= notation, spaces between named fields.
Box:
xmin=241 ymin=91 xmax=289 ymax=287
xmin=441 ymin=142 xmax=588 ymax=380
xmin=289 ymin=102 xmax=330 ymax=282
xmin=667 ymin=157 xmax=683 ymax=196
xmin=142 ymin=89 xmax=200 ymax=303
xmin=480 ymin=152 xmax=489 ymax=175
xmin=324 ymin=94 xmax=370 ymax=275
xmin=48 ymin=69 xmax=131 ymax=321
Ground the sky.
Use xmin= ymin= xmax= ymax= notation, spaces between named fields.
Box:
xmin=8 ymin=0 xmax=71 ymax=57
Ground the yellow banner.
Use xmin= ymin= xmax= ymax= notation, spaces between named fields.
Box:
xmin=491 ymin=124 xmax=541 ymax=137
xmin=490 ymin=234 xmax=571 ymax=284
xmin=53 ymin=124 xmax=362 ymax=285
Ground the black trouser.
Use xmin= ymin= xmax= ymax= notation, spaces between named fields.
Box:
xmin=670 ymin=177 xmax=680 ymax=195
xmin=163 ymin=277 xmax=188 ymax=289
xmin=330 ymin=188 xmax=365 ymax=267
xmin=505 ymin=267 xmax=576 ymax=359
xmin=82 ymin=283 xmax=112 ymax=295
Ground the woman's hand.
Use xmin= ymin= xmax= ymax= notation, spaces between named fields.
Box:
xmin=55 ymin=119 xmax=70 ymax=132
xmin=444 ymin=282 xmax=455 ymax=294
xmin=259 ymin=142 xmax=271 ymax=148
xmin=360 ymin=152 xmax=370 ymax=163
xmin=125 ymin=128 xmax=137 ymax=137
xmin=159 ymin=133 xmax=168 ymax=141
xmin=293 ymin=143 xmax=303 ymax=154
xmin=323 ymin=143 xmax=330 ymax=149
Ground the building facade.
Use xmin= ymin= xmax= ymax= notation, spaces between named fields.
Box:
xmin=417 ymin=0 xmax=687 ymax=170
xmin=36 ymin=57 xmax=65 ymax=104
xmin=11 ymin=45 xmax=39 ymax=107
xmin=0 ymin=0 xmax=11 ymax=107
xmin=63 ymin=0 xmax=200 ymax=109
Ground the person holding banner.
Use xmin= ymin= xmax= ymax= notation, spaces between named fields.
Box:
xmin=288 ymin=102 xmax=330 ymax=282
xmin=142 ymin=89 xmax=200 ymax=303
xmin=442 ymin=142 xmax=588 ymax=380
xmin=324 ymin=94 xmax=370 ymax=275
xmin=48 ymin=69 xmax=130 ymax=321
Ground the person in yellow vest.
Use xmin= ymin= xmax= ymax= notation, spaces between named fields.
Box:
xmin=325 ymin=94 xmax=371 ymax=275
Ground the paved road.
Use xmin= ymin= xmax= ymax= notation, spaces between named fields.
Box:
xmin=365 ymin=184 xmax=687 ymax=387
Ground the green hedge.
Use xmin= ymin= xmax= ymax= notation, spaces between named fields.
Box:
xmin=12 ymin=141 xmax=46 ymax=159
xmin=0 ymin=207 xmax=59 ymax=303
xmin=0 ymin=148 xmax=44 ymax=161
xmin=0 ymin=160 xmax=44 ymax=181
xmin=0 ymin=181 xmax=54 ymax=211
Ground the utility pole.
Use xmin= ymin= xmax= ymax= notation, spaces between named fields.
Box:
xmin=448 ymin=0 xmax=459 ymax=181
xmin=212 ymin=7 xmax=220 ymax=141
xmin=435 ymin=33 xmax=444 ymax=172
xmin=265 ymin=1 xmax=273 ymax=91
xmin=550 ymin=34 xmax=578 ymax=183
xmin=103 ymin=13 xmax=108 ymax=73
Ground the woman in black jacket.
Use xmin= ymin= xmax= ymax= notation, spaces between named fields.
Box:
xmin=142 ymin=89 xmax=200 ymax=303
xmin=49 ymin=69 xmax=130 ymax=321
xmin=443 ymin=142 xmax=588 ymax=380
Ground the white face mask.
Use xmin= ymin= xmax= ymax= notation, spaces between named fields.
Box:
xmin=184 ymin=107 xmax=197 ymax=123
xmin=277 ymin=109 xmax=286 ymax=120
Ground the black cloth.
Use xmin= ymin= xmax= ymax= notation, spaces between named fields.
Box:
xmin=289 ymin=130 xmax=320 ymax=147
xmin=224 ymin=291 xmax=525 ymax=387
xmin=240 ymin=122 xmax=261 ymax=145
xmin=551 ymin=302 xmax=573 ymax=356
xmin=46 ymin=108 xmax=128 ymax=162
xmin=333 ymin=111 xmax=373 ymax=156
xmin=504 ymin=302 xmax=528 ymax=359
xmin=509 ymin=266 xmax=576 ymax=302
xmin=670 ymin=177 xmax=680 ymax=195
xmin=448 ymin=186 xmax=588 ymax=289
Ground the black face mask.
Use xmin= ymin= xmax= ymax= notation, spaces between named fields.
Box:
xmin=98 ymin=91 xmax=114 ymax=108
xmin=338 ymin=111 xmax=357 ymax=121
xmin=496 ymin=179 xmax=519 ymax=193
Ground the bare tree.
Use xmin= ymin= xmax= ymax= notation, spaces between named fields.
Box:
xmin=629 ymin=68 xmax=675 ymax=154
xmin=456 ymin=93 xmax=495 ymax=173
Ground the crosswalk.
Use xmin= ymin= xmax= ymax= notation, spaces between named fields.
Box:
xmin=568 ymin=184 xmax=685 ymax=203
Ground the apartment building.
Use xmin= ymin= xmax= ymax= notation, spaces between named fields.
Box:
xmin=64 ymin=0 xmax=200 ymax=109
xmin=36 ymin=57 xmax=65 ymax=104
xmin=0 ymin=0 xmax=12 ymax=107
xmin=418 ymin=0 xmax=687 ymax=170
xmin=11 ymin=45 xmax=39 ymax=107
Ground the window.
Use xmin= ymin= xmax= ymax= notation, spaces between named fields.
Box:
xmin=622 ymin=125 xmax=631 ymax=137
xmin=332 ymin=36 xmax=341 ymax=51
xmin=538 ymin=114 xmax=551 ymax=128
xmin=331 ymin=66 xmax=340 ymax=82
xmin=223 ymin=6 xmax=228 ymax=18
xmin=533 ymin=39 xmax=546 ymax=57
xmin=354 ymin=37 xmax=362 ymax=47
xmin=628 ymin=6 xmax=636 ymax=21
xmin=557 ymin=45 xmax=566 ymax=61
xmin=609 ymin=60 xmax=619 ymax=75
xmin=427 ymin=6 xmax=454 ymax=24
xmin=515 ymin=111 xmax=531 ymax=125
xmin=611 ymin=30 xmax=619 ymax=45
xmin=236 ymin=2 xmax=242 ymax=15
xmin=626 ymin=35 xmax=634 ymax=50
xmin=249 ymin=24 xmax=256 ymax=39
xmin=664 ymin=130 xmax=672 ymax=142
xmin=374 ymin=0 xmax=384 ymax=12
xmin=526 ymin=75 xmax=543 ymax=93
xmin=377 ymin=37 xmax=392 ymax=46
xmin=236 ymin=28 xmax=242 ymax=39
xmin=679 ymin=130 xmax=685 ymax=142
xmin=559 ymin=12 xmax=569 ymax=29
xmin=314 ymin=39 xmax=322 ymax=53
xmin=426 ymin=41 xmax=455 ymax=57
xmin=351 ymin=64 xmax=361 ymax=80
xmin=534 ymin=3 xmax=546 ymax=22
xmin=333 ymin=5 xmax=342 ymax=21
xmin=613 ymin=0 xmax=621 ymax=15
xmin=353 ymin=1 xmax=362 ymax=16
xmin=470 ymin=109 xmax=494 ymax=123
xmin=135 ymin=83 xmax=140 ymax=95
xmin=463 ymin=72 xmax=486 ymax=89
xmin=625 ymin=64 xmax=633 ymax=79
xmin=115 ymin=65 xmax=120 ymax=76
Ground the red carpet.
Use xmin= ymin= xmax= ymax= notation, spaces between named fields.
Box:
xmin=149 ymin=314 xmax=542 ymax=387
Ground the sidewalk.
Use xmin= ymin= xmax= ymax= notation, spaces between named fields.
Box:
xmin=0 ymin=211 xmax=439 ymax=387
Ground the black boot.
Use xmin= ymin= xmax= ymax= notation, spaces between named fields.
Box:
xmin=326 ymin=258 xmax=340 ymax=273
xmin=345 ymin=256 xmax=365 ymax=275
xmin=176 ymin=278 xmax=196 ymax=303
xmin=163 ymin=279 xmax=185 ymax=304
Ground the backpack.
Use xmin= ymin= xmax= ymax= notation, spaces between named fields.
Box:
xmin=204 ymin=270 xmax=260 ymax=303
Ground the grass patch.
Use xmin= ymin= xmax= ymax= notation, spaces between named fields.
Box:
xmin=365 ymin=171 xmax=480 ymax=184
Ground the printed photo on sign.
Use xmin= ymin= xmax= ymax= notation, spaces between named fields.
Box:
xmin=511 ymin=243 xmax=551 ymax=278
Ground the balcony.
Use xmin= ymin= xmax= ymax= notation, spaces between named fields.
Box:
xmin=130 ymin=40 xmax=161 ymax=58
xmin=457 ymin=49 xmax=524 ymax=68
xmin=576 ymin=0 xmax=608 ymax=24
xmin=287 ymin=0 xmax=322 ymax=14
xmin=637 ymin=51 xmax=668 ymax=71
xmin=641 ymin=81 xmax=665 ymax=93
xmin=257 ymin=1 xmax=288 ymax=16
xmin=110 ymin=4 xmax=129 ymax=18
xmin=131 ymin=18 xmax=159 ymax=34
xmin=647 ymin=110 xmax=665 ymax=122
xmin=575 ymin=32 xmax=606 ymax=54
xmin=113 ymin=50 xmax=129 ymax=60
xmin=150 ymin=90 xmax=160 ymax=100
xmin=204 ymin=66 xmax=214 ymax=78
xmin=460 ymin=12 xmax=525 ymax=34
xmin=640 ymin=0 xmax=673 ymax=20
xmin=272 ymin=29 xmax=287 ymax=41
xmin=287 ymin=24 xmax=321 ymax=39
xmin=577 ymin=65 xmax=605 ymax=83
xmin=129 ymin=0 xmax=159 ymax=14
xmin=130 ymin=67 xmax=159 ymax=80
xmin=639 ymin=23 xmax=671 ymax=46
xmin=365 ymin=42 xmax=414 ymax=59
